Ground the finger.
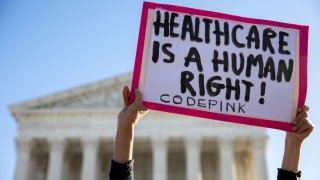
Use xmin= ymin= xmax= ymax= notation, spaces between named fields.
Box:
xmin=292 ymin=113 xmax=308 ymax=132
xmin=293 ymin=111 xmax=308 ymax=125
xmin=297 ymin=120 xmax=312 ymax=134
xmin=122 ymin=86 xmax=130 ymax=107
xmin=297 ymin=105 xmax=309 ymax=113
xmin=299 ymin=125 xmax=314 ymax=138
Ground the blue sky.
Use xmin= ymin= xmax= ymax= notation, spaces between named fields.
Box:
xmin=0 ymin=1 xmax=319 ymax=180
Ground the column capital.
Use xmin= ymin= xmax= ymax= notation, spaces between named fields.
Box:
xmin=151 ymin=136 xmax=168 ymax=149
xmin=218 ymin=136 xmax=236 ymax=151
xmin=15 ymin=138 xmax=32 ymax=152
xmin=184 ymin=134 xmax=202 ymax=148
xmin=218 ymin=136 xmax=236 ymax=142
xmin=251 ymin=136 xmax=268 ymax=150
xmin=151 ymin=135 xmax=169 ymax=142
xmin=47 ymin=137 xmax=66 ymax=151
xmin=185 ymin=133 xmax=202 ymax=141
xmin=81 ymin=137 xmax=99 ymax=151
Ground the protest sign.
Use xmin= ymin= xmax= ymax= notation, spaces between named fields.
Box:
xmin=131 ymin=2 xmax=308 ymax=131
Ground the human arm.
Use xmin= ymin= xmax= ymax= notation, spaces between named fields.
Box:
xmin=278 ymin=105 xmax=314 ymax=180
xmin=109 ymin=86 xmax=149 ymax=180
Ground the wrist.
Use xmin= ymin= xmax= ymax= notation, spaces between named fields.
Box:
xmin=282 ymin=135 xmax=302 ymax=172
xmin=285 ymin=132 xmax=303 ymax=147
xmin=284 ymin=141 xmax=301 ymax=158
xmin=117 ymin=117 xmax=135 ymax=129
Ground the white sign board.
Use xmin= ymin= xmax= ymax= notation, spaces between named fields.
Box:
xmin=131 ymin=2 xmax=308 ymax=131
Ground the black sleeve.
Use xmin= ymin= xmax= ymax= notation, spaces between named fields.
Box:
xmin=109 ymin=159 xmax=134 ymax=180
xmin=277 ymin=168 xmax=301 ymax=180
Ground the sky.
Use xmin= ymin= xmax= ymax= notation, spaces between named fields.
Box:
xmin=0 ymin=0 xmax=319 ymax=180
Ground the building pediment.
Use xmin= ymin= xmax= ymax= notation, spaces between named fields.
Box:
xmin=10 ymin=73 xmax=132 ymax=112
xmin=9 ymin=72 xmax=266 ymax=135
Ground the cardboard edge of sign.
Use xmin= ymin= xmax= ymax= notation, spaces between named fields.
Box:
xmin=130 ymin=1 xmax=309 ymax=132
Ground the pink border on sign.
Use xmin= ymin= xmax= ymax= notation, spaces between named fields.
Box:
xmin=131 ymin=2 xmax=308 ymax=131
xmin=297 ymin=26 xmax=308 ymax=107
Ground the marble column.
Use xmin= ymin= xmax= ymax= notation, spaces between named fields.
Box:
xmin=81 ymin=138 xmax=99 ymax=180
xmin=14 ymin=138 xmax=32 ymax=180
xmin=219 ymin=137 xmax=236 ymax=180
xmin=46 ymin=138 xmax=66 ymax=180
xmin=185 ymin=135 xmax=202 ymax=180
xmin=152 ymin=136 xmax=168 ymax=180
xmin=252 ymin=137 xmax=268 ymax=180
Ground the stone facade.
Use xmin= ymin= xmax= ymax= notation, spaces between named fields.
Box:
xmin=10 ymin=73 xmax=268 ymax=180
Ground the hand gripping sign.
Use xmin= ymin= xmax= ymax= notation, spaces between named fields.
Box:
xmin=130 ymin=2 xmax=308 ymax=131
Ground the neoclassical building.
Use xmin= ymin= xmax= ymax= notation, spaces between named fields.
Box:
xmin=10 ymin=73 xmax=268 ymax=180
